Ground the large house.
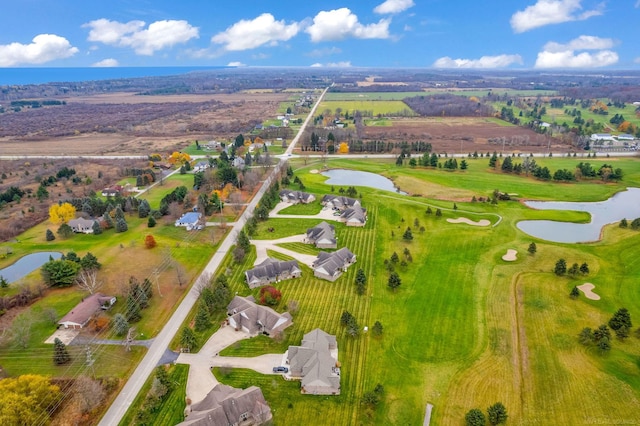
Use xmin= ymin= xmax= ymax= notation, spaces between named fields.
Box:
xmin=312 ymin=248 xmax=356 ymax=282
xmin=101 ymin=185 xmax=123 ymax=197
xmin=58 ymin=293 xmax=116 ymax=329
xmin=175 ymin=212 xmax=203 ymax=231
xmin=193 ymin=161 xmax=211 ymax=173
xmin=321 ymin=195 xmax=360 ymax=210
xmin=306 ymin=222 xmax=337 ymax=249
xmin=245 ymin=258 xmax=301 ymax=288
xmin=340 ymin=205 xmax=367 ymax=227
xmin=68 ymin=217 xmax=96 ymax=234
xmin=279 ymin=190 xmax=316 ymax=204
xmin=286 ymin=328 xmax=340 ymax=395
xmin=226 ymin=296 xmax=292 ymax=336
xmin=179 ymin=384 xmax=272 ymax=426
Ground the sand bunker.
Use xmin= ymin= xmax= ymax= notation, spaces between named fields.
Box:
xmin=501 ymin=249 xmax=518 ymax=261
xmin=447 ymin=217 xmax=491 ymax=227
xmin=577 ymin=283 xmax=600 ymax=300
xmin=309 ymin=169 xmax=319 ymax=174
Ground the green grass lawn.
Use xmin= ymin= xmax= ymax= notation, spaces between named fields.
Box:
xmin=317 ymin=100 xmax=416 ymax=117
xmin=137 ymin=173 xmax=194 ymax=209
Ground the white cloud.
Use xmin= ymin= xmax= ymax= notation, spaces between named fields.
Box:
xmin=542 ymin=35 xmax=614 ymax=52
xmin=635 ymin=57 xmax=640 ymax=64
xmin=92 ymin=58 xmax=119 ymax=67
xmin=307 ymin=46 xmax=342 ymax=57
xmin=510 ymin=0 xmax=603 ymax=33
xmin=535 ymin=35 xmax=618 ymax=68
xmin=306 ymin=8 xmax=390 ymax=42
xmin=636 ymin=0 xmax=640 ymax=7
xmin=0 ymin=34 xmax=78 ymax=66
xmin=433 ymin=54 xmax=523 ymax=69
xmin=227 ymin=61 xmax=246 ymax=67
xmin=310 ymin=61 xmax=352 ymax=67
xmin=535 ymin=50 xmax=618 ymax=67
xmin=212 ymin=13 xmax=299 ymax=51
xmin=374 ymin=0 xmax=415 ymax=14
xmin=83 ymin=18 xmax=199 ymax=55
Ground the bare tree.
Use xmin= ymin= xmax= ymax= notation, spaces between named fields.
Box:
xmin=76 ymin=268 xmax=103 ymax=295
xmin=229 ymin=191 xmax=244 ymax=214
xmin=244 ymin=170 xmax=260 ymax=192
xmin=125 ymin=327 xmax=136 ymax=351
xmin=168 ymin=201 xmax=183 ymax=220
xmin=175 ymin=264 xmax=188 ymax=287
xmin=195 ymin=272 xmax=213 ymax=294
xmin=74 ymin=376 xmax=106 ymax=414
xmin=11 ymin=311 xmax=33 ymax=349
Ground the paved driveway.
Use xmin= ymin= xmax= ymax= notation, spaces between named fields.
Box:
xmin=250 ymin=234 xmax=317 ymax=267
xmin=269 ymin=201 xmax=341 ymax=222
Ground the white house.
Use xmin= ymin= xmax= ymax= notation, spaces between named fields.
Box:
xmin=590 ymin=133 xmax=616 ymax=143
xmin=175 ymin=212 xmax=203 ymax=230
xmin=68 ymin=218 xmax=96 ymax=234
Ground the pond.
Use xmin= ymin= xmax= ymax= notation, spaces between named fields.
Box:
xmin=321 ymin=169 xmax=407 ymax=194
xmin=517 ymin=187 xmax=640 ymax=243
xmin=0 ymin=251 xmax=62 ymax=283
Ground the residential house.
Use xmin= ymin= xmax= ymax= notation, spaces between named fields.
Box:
xmin=286 ymin=328 xmax=340 ymax=395
xmin=306 ymin=222 xmax=337 ymax=249
xmin=204 ymin=140 xmax=223 ymax=151
xmin=321 ymin=195 xmax=360 ymax=211
xmin=340 ymin=205 xmax=367 ymax=227
xmin=226 ymin=296 xmax=292 ymax=336
xmin=616 ymin=134 xmax=636 ymax=142
xmin=245 ymin=258 xmax=301 ymax=289
xmin=193 ymin=161 xmax=210 ymax=173
xmin=312 ymin=248 xmax=356 ymax=282
xmin=279 ymin=190 xmax=316 ymax=204
xmin=590 ymin=133 xmax=616 ymax=143
xmin=232 ymin=157 xmax=245 ymax=169
xmin=179 ymin=384 xmax=272 ymax=426
xmin=58 ymin=293 xmax=116 ymax=329
xmin=101 ymin=185 xmax=123 ymax=197
xmin=68 ymin=217 xmax=96 ymax=234
xmin=175 ymin=212 xmax=203 ymax=231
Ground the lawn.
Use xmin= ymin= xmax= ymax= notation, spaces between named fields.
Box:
xmin=317 ymin=100 xmax=416 ymax=117
xmin=193 ymin=155 xmax=640 ymax=425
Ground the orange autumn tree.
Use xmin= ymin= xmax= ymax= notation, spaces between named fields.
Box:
xmin=144 ymin=235 xmax=157 ymax=249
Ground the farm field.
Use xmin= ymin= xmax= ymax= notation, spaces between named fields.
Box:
xmin=317 ymin=100 xmax=416 ymax=117
xmin=169 ymin=155 xmax=640 ymax=425
xmin=324 ymin=89 xmax=557 ymax=101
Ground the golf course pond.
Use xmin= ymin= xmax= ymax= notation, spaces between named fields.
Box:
xmin=517 ymin=187 xmax=640 ymax=243
xmin=321 ymin=169 xmax=407 ymax=194
xmin=0 ymin=251 xmax=62 ymax=283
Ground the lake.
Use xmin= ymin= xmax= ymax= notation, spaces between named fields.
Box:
xmin=321 ymin=169 xmax=407 ymax=194
xmin=517 ymin=187 xmax=640 ymax=243
xmin=0 ymin=252 xmax=62 ymax=283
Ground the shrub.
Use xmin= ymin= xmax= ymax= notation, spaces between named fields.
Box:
xmin=144 ymin=235 xmax=157 ymax=249
xmin=259 ymin=286 xmax=282 ymax=306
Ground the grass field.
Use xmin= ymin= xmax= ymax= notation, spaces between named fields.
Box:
xmin=317 ymin=100 xmax=416 ymax=117
xmin=325 ymin=89 xmax=557 ymax=101
xmin=184 ymin=155 xmax=640 ymax=425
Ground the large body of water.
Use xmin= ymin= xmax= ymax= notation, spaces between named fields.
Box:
xmin=0 ymin=252 xmax=61 ymax=283
xmin=517 ymin=187 xmax=640 ymax=243
xmin=0 ymin=67 xmax=228 ymax=86
xmin=321 ymin=169 xmax=407 ymax=194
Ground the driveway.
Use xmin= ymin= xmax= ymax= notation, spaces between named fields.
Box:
xmin=250 ymin=234 xmax=317 ymax=267
xmin=269 ymin=201 xmax=341 ymax=222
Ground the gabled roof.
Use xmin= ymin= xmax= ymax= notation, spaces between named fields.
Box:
xmin=58 ymin=293 xmax=115 ymax=328
xmin=287 ymin=328 xmax=340 ymax=394
xmin=280 ymin=190 xmax=314 ymax=203
xmin=306 ymin=221 xmax=336 ymax=245
xmin=245 ymin=258 xmax=301 ymax=285
xmin=179 ymin=384 xmax=272 ymax=426
xmin=321 ymin=195 xmax=359 ymax=210
xmin=227 ymin=295 xmax=292 ymax=335
xmin=340 ymin=205 xmax=367 ymax=223
xmin=176 ymin=212 xmax=201 ymax=224
xmin=68 ymin=217 xmax=95 ymax=230
xmin=313 ymin=248 xmax=356 ymax=277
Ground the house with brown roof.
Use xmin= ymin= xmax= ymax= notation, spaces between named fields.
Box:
xmin=312 ymin=248 xmax=356 ymax=282
xmin=58 ymin=293 xmax=116 ymax=329
xmin=245 ymin=258 xmax=301 ymax=289
xmin=306 ymin=221 xmax=337 ymax=249
xmin=226 ymin=296 xmax=292 ymax=336
xmin=286 ymin=328 xmax=340 ymax=395
xmin=179 ymin=384 xmax=272 ymax=426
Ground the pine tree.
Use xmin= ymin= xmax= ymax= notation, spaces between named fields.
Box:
xmin=180 ymin=327 xmax=197 ymax=351
xmin=115 ymin=218 xmax=128 ymax=233
xmin=554 ymin=258 xmax=567 ymax=275
xmin=620 ymin=218 xmax=628 ymax=228
xmin=92 ymin=220 xmax=102 ymax=235
xmin=570 ymin=286 xmax=580 ymax=299
xmin=0 ymin=276 xmax=8 ymax=288
xmin=388 ymin=272 xmax=401 ymax=292
xmin=53 ymin=338 xmax=71 ymax=365
xmin=194 ymin=302 xmax=211 ymax=332
xmin=609 ymin=308 xmax=633 ymax=339
xmin=487 ymin=402 xmax=508 ymax=425
xmin=372 ymin=321 xmax=383 ymax=336
xmin=402 ymin=227 xmax=413 ymax=241
xmin=125 ymin=296 xmax=142 ymax=323
xmin=147 ymin=215 xmax=156 ymax=228
xmin=46 ymin=229 xmax=55 ymax=241
xmin=112 ymin=313 xmax=130 ymax=336
xmin=579 ymin=262 xmax=589 ymax=275
xmin=527 ymin=242 xmax=536 ymax=255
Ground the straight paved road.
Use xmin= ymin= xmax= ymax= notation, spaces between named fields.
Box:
xmin=97 ymin=86 xmax=329 ymax=426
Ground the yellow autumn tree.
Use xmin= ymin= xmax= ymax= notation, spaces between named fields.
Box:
xmin=168 ymin=151 xmax=191 ymax=165
xmin=220 ymin=183 xmax=235 ymax=201
xmin=49 ymin=202 xmax=76 ymax=224
xmin=338 ymin=142 xmax=349 ymax=154
xmin=618 ymin=121 xmax=637 ymax=134
xmin=0 ymin=375 xmax=61 ymax=425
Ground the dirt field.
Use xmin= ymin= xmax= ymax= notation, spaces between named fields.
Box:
xmin=363 ymin=117 xmax=565 ymax=154
xmin=0 ymin=92 xmax=290 ymax=155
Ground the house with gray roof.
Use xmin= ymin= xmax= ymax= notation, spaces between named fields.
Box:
xmin=280 ymin=190 xmax=316 ymax=204
xmin=193 ymin=161 xmax=210 ymax=173
xmin=340 ymin=205 xmax=367 ymax=227
xmin=179 ymin=383 xmax=272 ymax=426
xmin=245 ymin=258 xmax=301 ymax=289
xmin=226 ymin=295 xmax=292 ymax=336
xmin=321 ymin=195 xmax=360 ymax=210
xmin=58 ymin=293 xmax=116 ymax=329
xmin=286 ymin=328 xmax=340 ymax=395
xmin=306 ymin=221 xmax=337 ymax=249
xmin=312 ymin=248 xmax=356 ymax=282
xmin=68 ymin=217 xmax=96 ymax=234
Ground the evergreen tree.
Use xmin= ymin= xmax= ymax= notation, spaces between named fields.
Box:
xmin=147 ymin=215 xmax=156 ymax=228
xmin=138 ymin=199 xmax=151 ymax=218
xmin=237 ymin=230 xmax=251 ymax=252
xmin=619 ymin=218 xmax=628 ymax=228
xmin=568 ymin=262 xmax=579 ymax=276
xmin=528 ymin=242 xmax=536 ymax=255
xmin=92 ymin=220 xmax=102 ymax=235
xmin=488 ymin=152 xmax=498 ymax=168
xmin=112 ymin=313 xmax=130 ymax=336
xmin=609 ymin=308 xmax=633 ymax=339
xmin=53 ymin=338 xmax=71 ymax=365
xmin=125 ymin=296 xmax=142 ymax=323
xmin=570 ymin=286 xmax=580 ymax=299
xmin=435 ymin=209 xmax=442 ymax=217
xmin=180 ymin=327 xmax=197 ymax=351
xmin=426 ymin=207 xmax=432 ymax=215
xmin=579 ymin=327 xmax=594 ymax=345
xmin=45 ymin=229 xmax=55 ymax=241
xmin=554 ymin=258 xmax=567 ymax=275
xmin=402 ymin=227 xmax=413 ymax=241
xmin=579 ymin=262 xmax=589 ymax=275
xmin=487 ymin=402 xmax=508 ymax=425
xmin=465 ymin=408 xmax=486 ymax=426
xmin=194 ymin=302 xmax=211 ymax=332
xmin=387 ymin=272 xmax=401 ymax=292
xmin=0 ymin=276 xmax=8 ymax=288
xmin=460 ymin=159 xmax=468 ymax=170
xmin=372 ymin=320 xmax=383 ymax=336
xmin=115 ymin=218 xmax=128 ymax=233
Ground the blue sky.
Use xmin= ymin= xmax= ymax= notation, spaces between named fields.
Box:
xmin=0 ymin=0 xmax=638 ymax=69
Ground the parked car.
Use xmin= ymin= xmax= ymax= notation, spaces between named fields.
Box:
xmin=273 ymin=366 xmax=288 ymax=373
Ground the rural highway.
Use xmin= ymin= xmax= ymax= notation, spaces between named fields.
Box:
xmin=97 ymin=86 xmax=329 ymax=426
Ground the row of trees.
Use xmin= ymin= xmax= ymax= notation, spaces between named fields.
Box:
xmin=554 ymin=259 xmax=589 ymax=276
xmin=465 ymin=402 xmax=508 ymax=426
xmin=41 ymin=251 xmax=101 ymax=288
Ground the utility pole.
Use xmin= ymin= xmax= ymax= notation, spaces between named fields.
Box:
xmin=85 ymin=345 xmax=96 ymax=378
